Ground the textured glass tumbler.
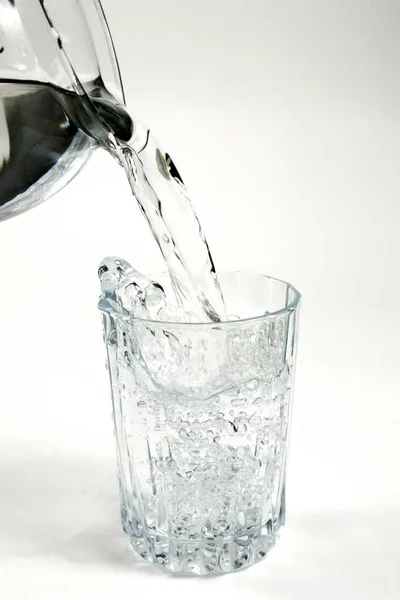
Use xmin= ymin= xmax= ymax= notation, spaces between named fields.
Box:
xmin=99 ymin=271 xmax=300 ymax=575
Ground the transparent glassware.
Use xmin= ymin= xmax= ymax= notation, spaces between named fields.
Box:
xmin=0 ymin=0 xmax=127 ymax=220
xmin=99 ymin=270 xmax=301 ymax=576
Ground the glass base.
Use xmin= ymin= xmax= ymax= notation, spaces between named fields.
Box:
xmin=122 ymin=498 xmax=285 ymax=576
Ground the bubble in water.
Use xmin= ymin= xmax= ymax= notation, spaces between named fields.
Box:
xmin=144 ymin=282 xmax=167 ymax=318
xmin=158 ymin=304 xmax=199 ymax=323
xmin=99 ymin=256 xmax=169 ymax=320
xmin=98 ymin=256 xmax=133 ymax=293
xmin=117 ymin=282 xmax=141 ymax=313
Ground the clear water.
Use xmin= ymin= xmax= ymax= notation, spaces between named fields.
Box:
xmin=0 ymin=79 xmax=225 ymax=321
xmin=85 ymin=85 xmax=227 ymax=321
xmin=110 ymin=138 xmax=226 ymax=322
xmin=0 ymin=81 xmax=81 ymax=208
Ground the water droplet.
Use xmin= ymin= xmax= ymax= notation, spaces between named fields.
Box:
xmin=232 ymin=397 xmax=247 ymax=407
xmin=246 ymin=379 xmax=259 ymax=391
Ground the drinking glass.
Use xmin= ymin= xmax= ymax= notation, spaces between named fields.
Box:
xmin=99 ymin=270 xmax=300 ymax=575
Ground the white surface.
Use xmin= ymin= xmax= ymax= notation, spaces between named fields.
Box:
xmin=0 ymin=1 xmax=399 ymax=598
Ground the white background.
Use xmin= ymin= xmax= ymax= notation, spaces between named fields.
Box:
xmin=0 ymin=0 xmax=399 ymax=598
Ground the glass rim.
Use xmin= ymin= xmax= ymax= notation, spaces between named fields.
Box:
xmin=99 ymin=270 xmax=301 ymax=328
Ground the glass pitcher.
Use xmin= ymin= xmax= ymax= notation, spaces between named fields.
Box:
xmin=0 ymin=0 xmax=132 ymax=220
